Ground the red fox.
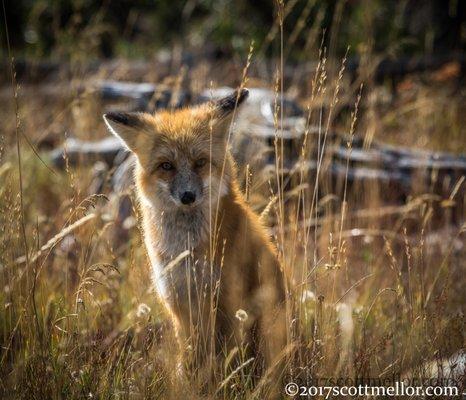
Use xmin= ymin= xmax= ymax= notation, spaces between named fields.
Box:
xmin=103 ymin=89 xmax=287 ymax=388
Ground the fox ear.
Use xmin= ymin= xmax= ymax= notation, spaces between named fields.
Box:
xmin=209 ymin=88 xmax=249 ymax=138
xmin=213 ymin=88 xmax=249 ymax=119
xmin=103 ymin=112 xmax=152 ymax=154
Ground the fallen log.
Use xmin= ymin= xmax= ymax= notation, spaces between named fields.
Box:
xmin=47 ymin=84 xmax=465 ymax=228
xmin=95 ymin=80 xmax=190 ymax=111
xmin=49 ymin=137 xmax=124 ymax=168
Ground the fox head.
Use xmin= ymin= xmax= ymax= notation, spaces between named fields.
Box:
xmin=103 ymin=88 xmax=248 ymax=212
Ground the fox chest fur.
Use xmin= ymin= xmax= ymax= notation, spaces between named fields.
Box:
xmin=139 ymin=189 xmax=215 ymax=301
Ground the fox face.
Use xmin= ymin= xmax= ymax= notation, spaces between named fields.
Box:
xmin=103 ymin=89 xmax=248 ymax=213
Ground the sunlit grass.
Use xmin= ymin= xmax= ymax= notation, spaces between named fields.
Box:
xmin=1 ymin=6 xmax=465 ymax=398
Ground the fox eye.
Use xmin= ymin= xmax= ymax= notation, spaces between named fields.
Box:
xmin=159 ymin=162 xmax=175 ymax=171
xmin=194 ymin=158 xmax=208 ymax=168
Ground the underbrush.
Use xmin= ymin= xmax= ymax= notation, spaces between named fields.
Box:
xmin=0 ymin=40 xmax=465 ymax=400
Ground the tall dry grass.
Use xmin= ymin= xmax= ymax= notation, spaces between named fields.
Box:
xmin=1 ymin=4 xmax=465 ymax=399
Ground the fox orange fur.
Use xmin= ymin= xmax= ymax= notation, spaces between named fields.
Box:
xmin=103 ymin=89 xmax=287 ymax=386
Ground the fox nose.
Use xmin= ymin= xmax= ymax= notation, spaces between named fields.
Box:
xmin=180 ymin=191 xmax=196 ymax=205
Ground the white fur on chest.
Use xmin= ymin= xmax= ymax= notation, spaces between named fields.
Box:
xmin=141 ymin=203 xmax=210 ymax=300
xmin=146 ymin=245 xmax=169 ymax=299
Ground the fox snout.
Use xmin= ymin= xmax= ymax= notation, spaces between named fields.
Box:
xmin=170 ymin=169 xmax=204 ymax=207
xmin=180 ymin=191 xmax=196 ymax=205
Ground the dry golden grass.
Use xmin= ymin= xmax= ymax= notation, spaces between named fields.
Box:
xmin=0 ymin=13 xmax=465 ymax=399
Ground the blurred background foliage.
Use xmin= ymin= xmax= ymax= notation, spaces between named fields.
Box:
xmin=3 ymin=0 xmax=466 ymax=61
